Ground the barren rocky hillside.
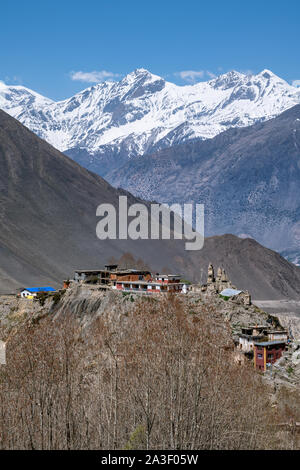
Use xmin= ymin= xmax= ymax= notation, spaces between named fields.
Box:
xmin=1 ymin=109 xmax=300 ymax=300
xmin=1 ymin=285 xmax=299 ymax=390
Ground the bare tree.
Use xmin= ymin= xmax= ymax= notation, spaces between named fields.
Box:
xmin=0 ymin=295 xmax=297 ymax=449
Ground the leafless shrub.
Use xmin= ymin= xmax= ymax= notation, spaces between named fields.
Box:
xmin=0 ymin=296 xmax=297 ymax=449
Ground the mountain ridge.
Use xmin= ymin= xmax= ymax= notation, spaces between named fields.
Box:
xmin=108 ymin=103 xmax=300 ymax=254
xmin=0 ymin=108 xmax=199 ymax=293
xmin=1 ymin=109 xmax=300 ymax=299
xmin=1 ymin=68 xmax=299 ymax=176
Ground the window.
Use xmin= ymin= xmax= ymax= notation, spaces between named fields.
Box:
xmin=257 ymin=353 xmax=263 ymax=359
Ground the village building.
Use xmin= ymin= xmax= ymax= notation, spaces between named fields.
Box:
xmin=238 ymin=335 xmax=257 ymax=354
xmin=155 ymin=274 xmax=181 ymax=283
xmin=220 ymin=288 xmax=251 ymax=305
xmin=71 ymin=265 xmax=188 ymax=294
xmin=241 ymin=326 xmax=267 ymax=336
xmin=19 ymin=287 xmax=56 ymax=298
xmin=236 ymin=325 xmax=289 ymax=370
xmin=254 ymin=340 xmax=287 ymax=372
xmin=220 ymin=288 xmax=242 ymax=298
xmin=73 ymin=265 xmax=151 ymax=286
xmin=237 ymin=326 xmax=267 ymax=354
xmin=267 ymin=330 xmax=288 ymax=342
xmin=114 ymin=273 xmax=187 ymax=294
xmin=110 ymin=269 xmax=152 ymax=284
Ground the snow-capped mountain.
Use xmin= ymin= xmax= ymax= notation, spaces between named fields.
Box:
xmin=1 ymin=68 xmax=299 ymax=175
xmin=107 ymin=103 xmax=300 ymax=256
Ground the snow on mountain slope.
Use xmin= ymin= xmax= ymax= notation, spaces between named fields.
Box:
xmin=107 ymin=104 xmax=300 ymax=255
xmin=0 ymin=68 xmax=299 ymax=176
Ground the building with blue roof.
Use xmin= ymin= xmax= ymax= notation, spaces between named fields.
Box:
xmin=20 ymin=287 xmax=55 ymax=298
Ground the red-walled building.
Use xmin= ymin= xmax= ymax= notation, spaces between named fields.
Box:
xmin=113 ymin=273 xmax=187 ymax=293
xmin=71 ymin=266 xmax=188 ymax=294
xmin=254 ymin=341 xmax=286 ymax=372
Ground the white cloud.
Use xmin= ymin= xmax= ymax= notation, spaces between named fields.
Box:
xmin=205 ymin=71 xmax=217 ymax=79
xmin=239 ymin=69 xmax=254 ymax=76
xmin=292 ymin=79 xmax=300 ymax=88
xmin=70 ymin=70 xmax=120 ymax=83
xmin=0 ymin=75 xmax=22 ymax=85
xmin=175 ymin=70 xmax=216 ymax=83
xmin=176 ymin=70 xmax=204 ymax=83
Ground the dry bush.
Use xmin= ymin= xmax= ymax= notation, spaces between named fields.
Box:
xmin=0 ymin=295 xmax=297 ymax=449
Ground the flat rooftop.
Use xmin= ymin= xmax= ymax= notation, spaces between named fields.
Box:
xmin=254 ymin=340 xmax=287 ymax=347
xmin=74 ymin=269 xmax=150 ymax=274
xmin=116 ymin=280 xmax=184 ymax=286
xmin=239 ymin=334 xmax=265 ymax=339
xmin=268 ymin=330 xmax=288 ymax=334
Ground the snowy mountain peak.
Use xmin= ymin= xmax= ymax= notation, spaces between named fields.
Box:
xmin=257 ymin=70 xmax=296 ymax=91
xmin=0 ymin=68 xmax=299 ymax=176
xmin=130 ymin=67 xmax=156 ymax=77
xmin=120 ymin=68 xmax=164 ymax=88
xmin=0 ymin=81 xmax=53 ymax=111
xmin=115 ymin=68 xmax=166 ymax=100
xmin=259 ymin=68 xmax=275 ymax=78
xmin=209 ymin=70 xmax=246 ymax=89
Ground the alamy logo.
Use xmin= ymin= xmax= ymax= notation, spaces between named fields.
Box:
xmin=96 ymin=196 xmax=204 ymax=251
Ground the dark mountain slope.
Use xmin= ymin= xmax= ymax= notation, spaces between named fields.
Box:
xmin=108 ymin=104 xmax=300 ymax=254
xmin=1 ymin=109 xmax=300 ymax=300
xmin=196 ymin=234 xmax=300 ymax=300
xmin=0 ymin=109 xmax=196 ymax=293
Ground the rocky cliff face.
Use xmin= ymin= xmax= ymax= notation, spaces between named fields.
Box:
xmin=1 ymin=284 xmax=299 ymax=389
xmin=0 ymin=283 xmax=272 ymax=339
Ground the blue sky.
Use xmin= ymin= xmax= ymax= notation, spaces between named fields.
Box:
xmin=1 ymin=0 xmax=299 ymax=100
